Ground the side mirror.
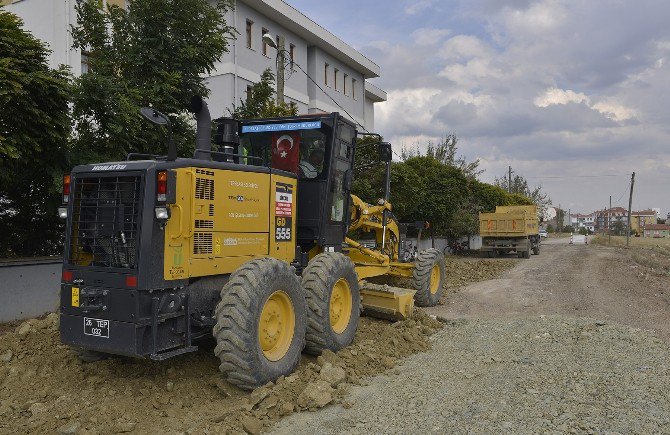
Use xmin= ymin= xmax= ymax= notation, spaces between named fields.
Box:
xmin=378 ymin=142 xmax=392 ymax=162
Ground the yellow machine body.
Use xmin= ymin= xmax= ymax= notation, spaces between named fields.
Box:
xmin=345 ymin=195 xmax=416 ymax=320
xmin=163 ymin=167 xmax=297 ymax=280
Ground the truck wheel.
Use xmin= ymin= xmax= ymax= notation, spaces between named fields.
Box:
xmin=519 ymin=249 xmax=530 ymax=259
xmin=532 ymin=246 xmax=540 ymax=255
xmin=302 ymin=253 xmax=360 ymax=356
xmin=213 ymin=258 xmax=306 ymax=390
xmin=72 ymin=347 xmax=108 ymax=363
xmin=412 ymin=248 xmax=447 ymax=307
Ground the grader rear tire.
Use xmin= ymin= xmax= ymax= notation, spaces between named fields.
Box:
xmin=411 ymin=248 xmax=447 ymax=307
xmin=302 ymin=253 xmax=360 ymax=356
xmin=213 ymin=258 xmax=306 ymax=390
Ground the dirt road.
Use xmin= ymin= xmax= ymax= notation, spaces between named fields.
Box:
xmin=429 ymin=238 xmax=670 ymax=341
xmin=272 ymin=241 xmax=670 ymax=434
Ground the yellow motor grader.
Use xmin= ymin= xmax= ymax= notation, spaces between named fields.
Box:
xmin=58 ymin=97 xmax=446 ymax=389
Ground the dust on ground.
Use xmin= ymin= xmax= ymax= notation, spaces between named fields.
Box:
xmin=0 ymin=310 xmax=441 ymax=434
xmin=444 ymin=257 xmax=517 ymax=292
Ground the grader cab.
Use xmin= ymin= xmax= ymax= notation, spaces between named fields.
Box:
xmin=58 ymin=97 xmax=446 ymax=389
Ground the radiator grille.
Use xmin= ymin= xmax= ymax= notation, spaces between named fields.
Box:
xmin=195 ymin=219 xmax=214 ymax=229
xmin=193 ymin=232 xmax=213 ymax=254
xmin=195 ymin=177 xmax=214 ymax=200
xmin=69 ymin=175 xmax=142 ymax=269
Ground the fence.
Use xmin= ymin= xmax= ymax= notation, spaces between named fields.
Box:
xmin=0 ymin=257 xmax=61 ymax=323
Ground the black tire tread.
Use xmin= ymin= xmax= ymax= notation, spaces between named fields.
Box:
xmin=302 ymin=252 xmax=360 ymax=355
xmin=213 ymin=257 xmax=305 ymax=390
xmin=411 ymin=248 xmax=447 ymax=307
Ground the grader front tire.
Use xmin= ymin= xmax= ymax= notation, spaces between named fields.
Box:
xmin=302 ymin=253 xmax=360 ymax=356
xmin=412 ymin=248 xmax=447 ymax=307
xmin=213 ymin=258 xmax=306 ymax=390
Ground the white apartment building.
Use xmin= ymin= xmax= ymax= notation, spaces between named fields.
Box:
xmin=3 ymin=0 xmax=386 ymax=131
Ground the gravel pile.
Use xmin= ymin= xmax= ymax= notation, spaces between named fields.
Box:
xmin=271 ymin=316 xmax=670 ymax=434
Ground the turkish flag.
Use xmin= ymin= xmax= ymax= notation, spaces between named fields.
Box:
xmin=271 ymin=132 xmax=300 ymax=174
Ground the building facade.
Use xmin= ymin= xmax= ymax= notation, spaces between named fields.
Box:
xmin=643 ymin=224 xmax=670 ymax=238
xmin=630 ymin=210 xmax=657 ymax=236
xmin=3 ymin=0 xmax=386 ymax=131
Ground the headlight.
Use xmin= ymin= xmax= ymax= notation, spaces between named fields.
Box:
xmin=155 ymin=206 xmax=170 ymax=220
xmin=58 ymin=206 xmax=68 ymax=219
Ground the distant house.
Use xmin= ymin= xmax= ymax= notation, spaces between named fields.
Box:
xmin=631 ymin=210 xmax=658 ymax=236
xmin=643 ymin=224 xmax=670 ymax=238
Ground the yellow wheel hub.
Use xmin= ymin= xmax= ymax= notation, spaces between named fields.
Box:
xmin=258 ymin=291 xmax=295 ymax=362
xmin=429 ymin=264 xmax=441 ymax=294
xmin=330 ymin=278 xmax=352 ymax=334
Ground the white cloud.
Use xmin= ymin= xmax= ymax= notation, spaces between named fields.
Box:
xmin=533 ymin=88 xmax=589 ymax=108
xmin=591 ymin=100 xmax=637 ymax=122
xmin=404 ymin=0 xmax=436 ymax=15
xmin=411 ymin=27 xmax=451 ymax=46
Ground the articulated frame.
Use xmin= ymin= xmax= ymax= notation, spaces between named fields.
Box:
xmin=345 ymin=195 xmax=415 ymax=319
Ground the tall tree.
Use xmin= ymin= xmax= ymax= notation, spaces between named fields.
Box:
xmin=495 ymin=171 xmax=551 ymax=219
xmin=401 ymin=134 xmax=482 ymax=178
xmin=0 ymin=9 xmax=71 ymax=257
xmin=229 ymin=68 xmax=297 ymax=119
xmin=70 ymin=0 xmax=235 ymax=163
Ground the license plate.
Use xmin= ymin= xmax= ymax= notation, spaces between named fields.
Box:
xmin=84 ymin=317 xmax=110 ymax=338
xmin=71 ymin=287 xmax=80 ymax=307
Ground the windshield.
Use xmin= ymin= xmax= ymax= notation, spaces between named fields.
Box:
xmin=239 ymin=121 xmax=331 ymax=179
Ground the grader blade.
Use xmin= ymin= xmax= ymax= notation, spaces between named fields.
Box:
xmin=360 ymin=281 xmax=416 ymax=321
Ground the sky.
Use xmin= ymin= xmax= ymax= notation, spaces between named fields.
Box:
xmin=285 ymin=0 xmax=670 ymax=216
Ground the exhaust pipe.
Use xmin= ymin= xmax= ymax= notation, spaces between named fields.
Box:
xmin=189 ymin=96 xmax=211 ymax=160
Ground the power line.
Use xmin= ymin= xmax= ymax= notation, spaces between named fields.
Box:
xmin=525 ymin=174 xmax=623 ymax=179
xmin=288 ymin=59 xmax=404 ymax=162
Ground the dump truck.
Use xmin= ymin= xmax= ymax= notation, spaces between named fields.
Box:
xmin=479 ymin=205 xmax=540 ymax=258
xmin=57 ymin=97 xmax=446 ymax=390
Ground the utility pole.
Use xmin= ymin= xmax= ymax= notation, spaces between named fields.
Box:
xmin=276 ymin=35 xmax=286 ymax=105
xmin=556 ymin=203 xmax=561 ymax=232
xmin=508 ymin=166 xmax=512 ymax=193
xmin=608 ymin=195 xmax=611 ymax=245
xmin=626 ymin=172 xmax=635 ymax=247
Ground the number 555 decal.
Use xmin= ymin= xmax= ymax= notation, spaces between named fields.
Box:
xmin=275 ymin=216 xmax=292 ymax=241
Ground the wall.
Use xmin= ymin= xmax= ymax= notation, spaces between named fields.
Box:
xmin=0 ymin=258 xmax=61 ymax=322
xmin=5 ymin=0 xmax=81 ymax=73
xmin=206 ymin=1 xmax=311 ymax=118
xmin=306 ymin=46 xmax=365 ymax=127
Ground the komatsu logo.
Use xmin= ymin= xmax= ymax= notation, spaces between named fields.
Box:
xmin=91 ymin=164 xmax=127 ymax=171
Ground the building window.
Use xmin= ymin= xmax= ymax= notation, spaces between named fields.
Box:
xmin=246 ymin=85 xmax=253 ymax=102
xmin=246 ymin=20 xmax=253 ymax=49
xmin=352 ymin=78 xmax=357 ymax=100
xmin=324 ymin=63 xmax=329 ymax=86
xmin=343 ymin=73 xmax=348 ymax=96
xmin=289 ymin=44 xmax=295 ymax=62
xmin=262 ymin=28 xmax=269 ymax=56
xmin=81 ymin=50 xmax=91 ymax=74
xmin=334 ymin=68 xmax=339 ymax=91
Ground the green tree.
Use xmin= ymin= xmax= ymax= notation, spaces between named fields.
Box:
xmin=0 ymin=10 xmax=71 ymax=257
xmin=70 ymin=0 xmax=235 ymax=164
xmin=612 ymin=220 xmax=625 ymax=236
xmin=495 ymin=171 xmax=551 ymax=219
xmin=230 ymin=68 xmax=297 ymax=119
xmin=401 ymin=134 xmax=482 ymax=178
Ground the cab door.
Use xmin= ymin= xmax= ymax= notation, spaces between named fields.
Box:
xmin=322 ymin=121 xmax=356 ymax=248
